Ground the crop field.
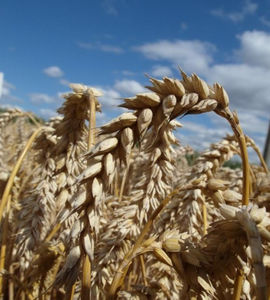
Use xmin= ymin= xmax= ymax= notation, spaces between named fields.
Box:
xmin=0 ymin=71 xmax=269 ymax=299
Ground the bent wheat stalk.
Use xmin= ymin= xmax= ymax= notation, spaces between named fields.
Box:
xmin=105 ymin=70 xmax=251 ymax=297
xmin=0 ymin=69 xmax=268 ymax=298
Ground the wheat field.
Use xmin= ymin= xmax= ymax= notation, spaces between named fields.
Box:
xmin=0 ymin=70 xmax=269 ymax=299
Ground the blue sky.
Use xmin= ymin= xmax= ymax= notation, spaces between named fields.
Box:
xmin=1 ymin=0 xmax=270 ymax=160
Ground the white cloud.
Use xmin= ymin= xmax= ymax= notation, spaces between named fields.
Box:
xmin=39 ymin=108 xmax=58 ymax=119
xmin=176 ymin=119 xmax=228 ymax=151
xmin=114 ymin=79 xmax=146 ymax=95
xmin=98 ymin=87 xmax=121 ymax=108
xmin=151 ymin=65 xmax=172 ymax=77
xmin=43 ymin=66 xmax=64 ymax=78
xmin=209 ymin=110 xmax=267 ymax=150
xmin=237 ymin=109 xmax=268 ymax=136
xmin=133 ymin=31 xmax=269 ymax=116
xmin=99 ymin=44 xmax=123 ymax=54
xmin=88 ymin=86 xmax=128 ymax=127
xmin=203 ymin=30 xmax=270 ymax=117
xmin=178 ymin=117 xmax=230 ymax=148
xmin=29 ymin=93 xmax=56 ymax=104
xmin=78 ymin=42 xmax=123 ymax=54
xmin=236 ymin=30 xmax=270 ymax=68
xmin=176 ymin=111 xmax=266 ymax=163
xmin=0 ymin=80 xmax=21 ymax=104
xmin=134 ymin=31 xmax=270 ymax=157
xmin=184 ymin=120 xmax=228 ymax=138
xmin=59 ymin=78 xmax=71 ymax=86
xmin=93 ymin=81 xmax=147 ymax=126
xmin=96 ymin=111 xmax=111 ymax=127
xmin=206 ymin=63 xmax=270 ymax=112
xmin=2 ymin=80 xmax=15 ymax=96
xmin=175 ymin=59 xmax=269 ymax=160
xmin=135 ymin=39 xmax=215 ymax=74
xmin=211 ymin=0 xmax=257 ymax=22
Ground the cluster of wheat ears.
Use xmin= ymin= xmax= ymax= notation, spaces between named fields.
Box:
xmin=0 ymin=70 xmax=269 ymax=300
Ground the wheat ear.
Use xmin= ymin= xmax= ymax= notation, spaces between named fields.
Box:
xmin=107 ymin=71 xmax=251 ymax=297
xmin=55 ymin=71 xmax=252 ymax=297
xmin=0 ymin=126 xmax=44 ymax=223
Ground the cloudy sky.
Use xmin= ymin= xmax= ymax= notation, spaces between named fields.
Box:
xmin=0 ymin=0 xmax=270 ymax=161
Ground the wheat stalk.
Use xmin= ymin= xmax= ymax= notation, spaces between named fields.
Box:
xmin=1 ymin=68 xmax=267 ymax=299
xmin=50 ymin=70 xmax=253 ymax=298
xmin=12 ymin=84 xmax=102 ymax=299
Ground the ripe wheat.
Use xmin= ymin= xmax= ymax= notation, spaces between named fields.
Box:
xmin=0 ymin=71 xmax=269 ymax=299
